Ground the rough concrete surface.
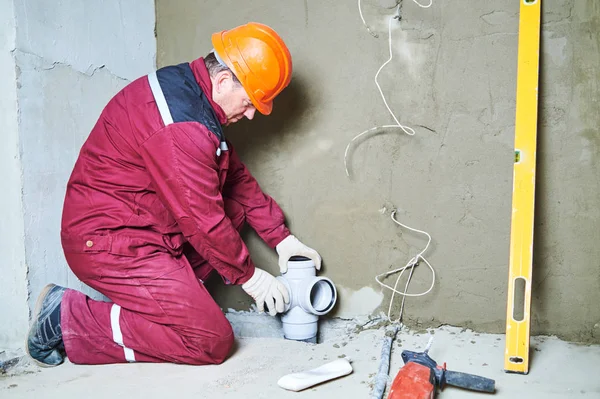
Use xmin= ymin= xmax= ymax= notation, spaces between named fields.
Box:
xmin=0 ymin=0 xmax=30 ymax=350
xmin=2 ymin=326 xmax=599 ymax=398
xmin=6 ymin=0 xmax=157 ymax=316
xmin=13 ymin=0 xmax=156 ymax=81
xmin=157 ymin=0 xmax=600 ymax=342
xmin=15 ymin=51 xmax=130 ymax=308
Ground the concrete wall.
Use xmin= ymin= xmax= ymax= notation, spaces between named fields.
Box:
xmin=156 ymin=0 xmax=600 ymax=343
xmin=0 ymin=0 xmax=156 ymax=347
xmin=14 ymin=1 xmax=156 ymax=311
xmin=0 ymin=0 xmax=30 ymax=350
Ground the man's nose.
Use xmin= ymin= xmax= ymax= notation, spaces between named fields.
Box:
xmin=244 ymin=108 xmax=256 ymax=120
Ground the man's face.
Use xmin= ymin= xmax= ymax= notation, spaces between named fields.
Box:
xmin=212 ymin=71 xmax=257 ymax=125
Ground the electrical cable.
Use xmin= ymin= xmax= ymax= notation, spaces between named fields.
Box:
xmin=345 ymin=4 xmax=415 ymax=178
xmin=358 ymin=0 xmax=379 ymax=37
xmin=375 ymin=210 xmax=436 ymax=323
xmin=350 ymin=1 xmax=436 ymax=324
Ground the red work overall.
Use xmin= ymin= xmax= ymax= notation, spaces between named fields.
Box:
xmin=59 ymin=58 xmax=290 ymax=365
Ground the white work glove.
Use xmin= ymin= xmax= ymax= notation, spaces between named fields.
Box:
xmin=276 ymin=235 xmax=322 ymax=274
xmin=242 ymin=268 xmax=290 ymax=316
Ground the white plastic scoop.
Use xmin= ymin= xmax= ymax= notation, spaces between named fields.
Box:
xmin=277 ymin=358 xmax=353 ymax=392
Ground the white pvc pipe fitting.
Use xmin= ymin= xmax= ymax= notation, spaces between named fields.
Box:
xmin=277 ymin=256 xmax=337 ymax=343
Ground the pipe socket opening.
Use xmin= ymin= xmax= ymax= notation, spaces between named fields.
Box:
xmin=307 ymin=278 xmax=336 ymax=315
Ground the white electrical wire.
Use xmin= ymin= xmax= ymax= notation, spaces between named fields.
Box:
xmin=375 ymin=210 xmax=436 ymax=323
xmin=413 ymin=0 xmax=433 ymax=8
xmin=357 ymin=4 xmax=436 ymax=397
xmin=353 ymin=1 xmax=436 ymax=324
xmin=345 ymin=4 xmax=416 ymax=177
xmin=358 ymin=0 xmax=379 ymax=38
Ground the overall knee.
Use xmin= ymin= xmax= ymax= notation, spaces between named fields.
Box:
xmin=208 ymin=322 xmax=234 ymax=365
xmin=186 ymin=314 xmax=234 ymax=365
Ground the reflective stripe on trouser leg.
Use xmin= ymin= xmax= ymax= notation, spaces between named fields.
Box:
xmin=110 ymin=304 xmax=136 ymax=362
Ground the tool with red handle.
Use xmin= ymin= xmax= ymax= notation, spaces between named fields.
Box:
xmin=387 ymin=349 xmax=496 ymax=399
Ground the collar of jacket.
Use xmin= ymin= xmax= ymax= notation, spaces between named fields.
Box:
xmin=190 ymin=57 xmax=228 ymax=126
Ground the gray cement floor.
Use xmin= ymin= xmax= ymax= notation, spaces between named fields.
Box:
xmin=1 ymin=326 xmax=598 ymax=398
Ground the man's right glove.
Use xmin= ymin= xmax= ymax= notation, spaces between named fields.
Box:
xmin=242 ymin=268 xmax=290 ymax=316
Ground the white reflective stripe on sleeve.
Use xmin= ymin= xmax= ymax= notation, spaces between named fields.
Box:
xmin=148 ymin=72 xmax=174 ymax=126
xmin=110 ymin=304 xmax=136 ymax=362
xmin=216 ymin=141 xmax=228 ymax=157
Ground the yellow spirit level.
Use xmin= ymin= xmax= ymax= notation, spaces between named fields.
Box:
xmin=504 ymin=0 xmax=542 ymax=375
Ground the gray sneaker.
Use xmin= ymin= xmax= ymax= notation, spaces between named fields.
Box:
xmin=26 ymin=284 xmax=66 ymax=367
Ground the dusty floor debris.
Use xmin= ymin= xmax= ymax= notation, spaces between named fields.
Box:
xmin=1 ymin=326 xmax=598 ymax=398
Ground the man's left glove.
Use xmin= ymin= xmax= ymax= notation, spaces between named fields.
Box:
xmin=276 ymin=235 xmax=322 ymax=274
xmin=242 ymin=267 xmax=290 ymax=316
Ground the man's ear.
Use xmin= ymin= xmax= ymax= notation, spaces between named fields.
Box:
xmin=214 ymin=71 xmax=234 ymax=94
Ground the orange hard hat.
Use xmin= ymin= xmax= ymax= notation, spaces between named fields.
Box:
xmin=211 ymin=22 xmax=292 ymax=115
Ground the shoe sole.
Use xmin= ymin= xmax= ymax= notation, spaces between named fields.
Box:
xmin=25 ymin=283 xmax=63 ymax=368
